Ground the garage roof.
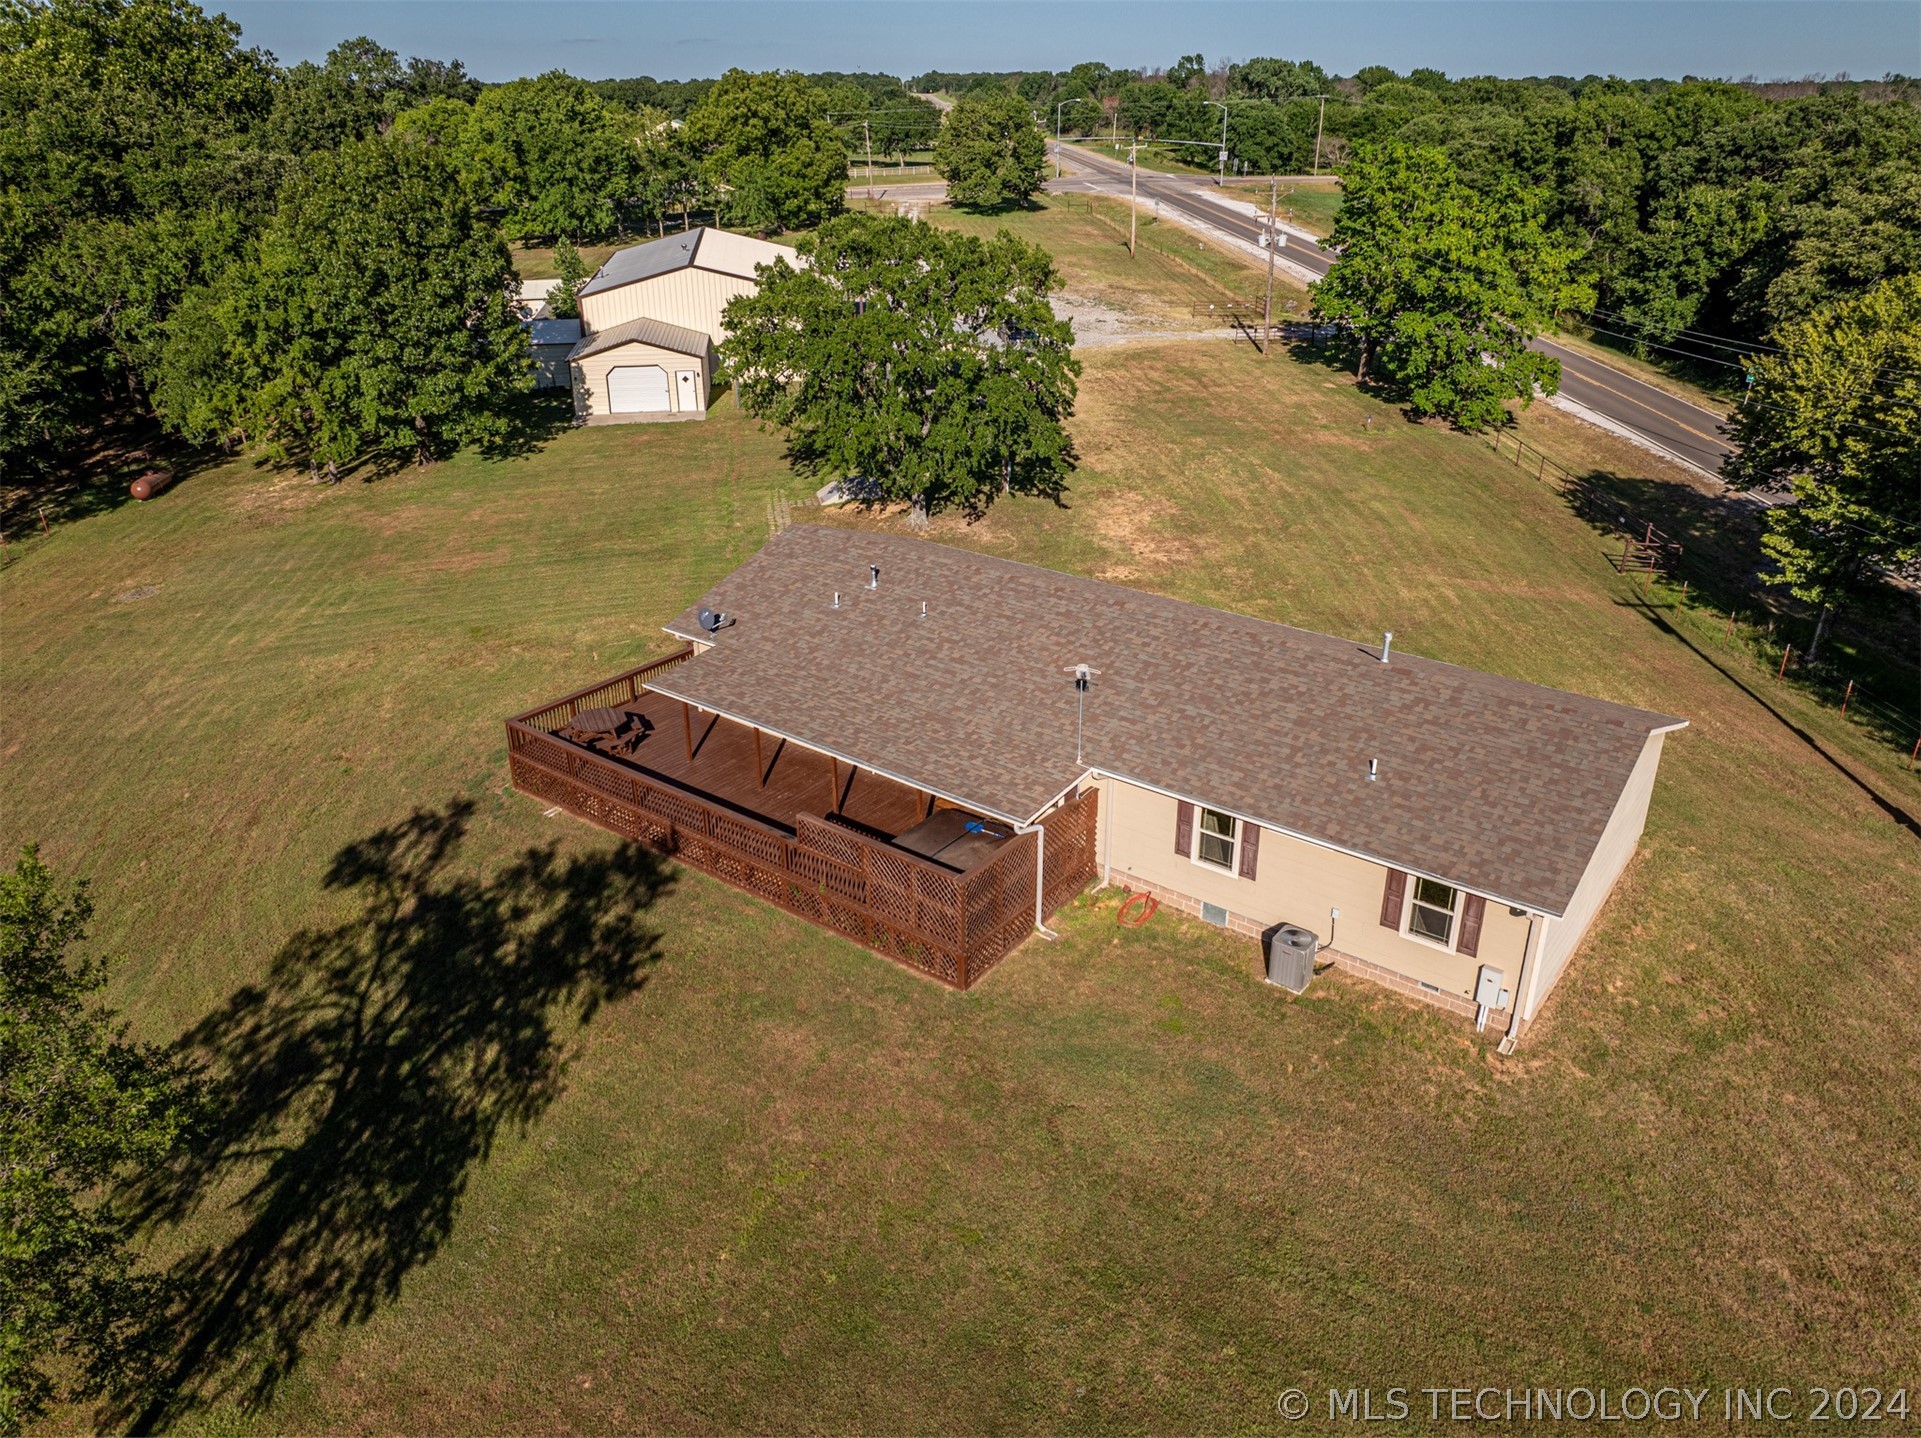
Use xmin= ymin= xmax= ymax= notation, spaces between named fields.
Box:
xmin=567 ymin=316 xmax=712 ymax=362
xmin=648 ymin=527 xmax=1686 ymax=916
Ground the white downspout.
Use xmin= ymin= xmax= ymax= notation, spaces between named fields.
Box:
xmin=1498 ymin=914 xmax=1550 ymax=1054
xmin=1014 ymin=819 xmax=1059 ymax=940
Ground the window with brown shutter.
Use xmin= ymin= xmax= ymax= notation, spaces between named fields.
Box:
xmin=1174 ymin=800 xmax=1193 ymax=858
xmin=1456 ymin=893 xmax=1486 ymax=957
xmin=1238 ymin=821 xmax=1260 ymax=880
xmin=1379 ymin=869 xmax=1407 ymax=928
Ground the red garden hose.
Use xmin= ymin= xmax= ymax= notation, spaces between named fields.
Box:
xmin=1117 ymin=890 xmax=1159 ymax=928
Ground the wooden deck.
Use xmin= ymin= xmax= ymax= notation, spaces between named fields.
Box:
xmin=504 ymin=649 xmax=1101 ymax=989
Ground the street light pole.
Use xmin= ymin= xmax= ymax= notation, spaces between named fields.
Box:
xmin=1054 ymin=99 xmax=1094 ymax=179
xmin=1204 ymin=100 xmax=1229 ymax=186
xmin=1313 ymin=94 xmax=1327 ymax=177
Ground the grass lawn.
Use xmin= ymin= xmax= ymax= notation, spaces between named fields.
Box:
xmin=914 ymin=193 xmax=1304 ymax=321
xmin=1062 ymin=137 xmax=1222 ymax=177
xmin=6 ymin=233 xmax=1919 ymax=1430
xmin=1228 ymin=177 xmax=1344 ymax=237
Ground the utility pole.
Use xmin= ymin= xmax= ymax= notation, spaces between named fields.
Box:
xmin=1129 ymin=141 xmax=1138 ymax=255
xmin=1262 ymin=175 xmax=1277 ymax=356
xmin=1313 ymin=95 xmax=1327 ymax=177
xmin=863 ymin=118 xmax=873 ymax=200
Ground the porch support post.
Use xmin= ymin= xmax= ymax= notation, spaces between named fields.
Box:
xmin=682 ymin=701 xmax=693 ymax=762
xmin=828 ymin=756 xmax=838 ymax=813
xmin=753 ymin=726 xmax=764 ymax=787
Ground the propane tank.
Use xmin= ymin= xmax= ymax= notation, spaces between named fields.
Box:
xmin=130 ymin=468 xmax=174 ymax=501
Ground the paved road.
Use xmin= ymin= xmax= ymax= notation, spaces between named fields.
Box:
xmin=1048 ymin=142 xmax=1737 ymax=475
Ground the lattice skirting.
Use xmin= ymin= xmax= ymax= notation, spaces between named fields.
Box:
xmin=508 ymin=752 xmax=1100 ymax=990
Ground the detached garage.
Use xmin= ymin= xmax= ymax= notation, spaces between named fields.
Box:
xmin=568 ymin=316 xmax=715 ymax=424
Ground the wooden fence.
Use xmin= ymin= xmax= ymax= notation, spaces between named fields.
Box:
xmin=505 ymin=665 xmax=1100 ymax=988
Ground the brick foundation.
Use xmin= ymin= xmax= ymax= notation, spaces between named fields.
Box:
xmin=1103 ymin=873 xmax=1499 ymax=1028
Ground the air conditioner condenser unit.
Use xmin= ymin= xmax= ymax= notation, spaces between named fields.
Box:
xmin=1266 ymin=924 xmax=1317 ymax=994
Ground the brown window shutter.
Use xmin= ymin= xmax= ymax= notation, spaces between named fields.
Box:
xmin=1379 ymin=869 xmax=1407 ymax=928
xmin=1457 ymin=893 xmax=1486 ymax=957
xmin=1174 ymin=801 xmax=1193 ymax=858
xmin=1238 ymin=821 xmax=1260 ymax=880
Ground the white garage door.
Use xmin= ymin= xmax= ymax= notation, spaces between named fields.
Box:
xmin=606 ymin=365 xmax=670 ymax=414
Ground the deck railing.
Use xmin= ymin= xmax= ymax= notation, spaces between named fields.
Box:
xmin=505 ymin=672 xmax=1100 ymax=987
xmin=512 ymin=647 xmax=698 ymax=733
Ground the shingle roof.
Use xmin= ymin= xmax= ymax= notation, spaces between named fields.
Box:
xmin=651 ymin=527 xmax=1685 ymax=915
xmin=567 ymin=315 xmax=711 ymax=362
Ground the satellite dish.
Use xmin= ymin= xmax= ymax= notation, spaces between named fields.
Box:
xmin=697 ymin=606 xmax=721 ymax=634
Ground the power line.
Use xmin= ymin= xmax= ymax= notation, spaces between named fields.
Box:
xmin=1580 ymin=304 xmax=1921 ymax=384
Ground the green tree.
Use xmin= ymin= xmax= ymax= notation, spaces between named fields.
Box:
xmin=0 ymin=0 xmax=277 ymax=474
xmin=720 ymin=213 xmax=1079 ymax=517
xmin=266 ymin=35 xmax=403 ymax=155
xmin=457 ymin=72 xmax=640 ymax=243
xmin=1723 ymin=275 xmax=1921 ymax=660
xmin=1312 ymin=142 xmax=1581 ymax=429
xmin=1167 ymin=53 xmax=1208 ymax=90
xmin=1 ymin=845 xmax=203 ymax=1435
xmin=232 ymin=135 xmax=531 ymax=473
xmin=546 ymin=239 xmax=587 ymax=319
xmin=933 ymin=90 xmax=1048 ymax=211
xmin=681 ymin=69 xmax=847 ymax=233
xmin=1231 ymin=56 xmax=1329 ymax=102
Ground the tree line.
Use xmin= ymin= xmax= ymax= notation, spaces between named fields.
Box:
xmin=917 ymin=59 xmax=1920 ymax=355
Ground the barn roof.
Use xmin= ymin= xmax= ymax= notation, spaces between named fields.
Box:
xmin=647 ymin=527 xmax=1685 ymax=917
xmin=577 ymin=226 xmax=788 ymax=299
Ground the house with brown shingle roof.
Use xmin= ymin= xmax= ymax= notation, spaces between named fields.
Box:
xmin=506 ymin=526 xmax=1684 ymax=1042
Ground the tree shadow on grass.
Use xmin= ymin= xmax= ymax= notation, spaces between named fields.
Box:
xmin=120 ymin=797 xmax=673 ymax=1429
xmin=475 ymin=389 xmax=577 ymax=462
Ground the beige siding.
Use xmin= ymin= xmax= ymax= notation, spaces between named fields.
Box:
xmin=1525 ymin=731 xmax=1668 ymax=1019
xmin=1095 ymin=776 xmax=1533 ymax=1008
xmin=695 ymin=229 xmax=797 ymax=281
xmin=578 ymin=269 xmax=761 ymax=345
xmin=570 ymin=338 xmax=711 ymax=420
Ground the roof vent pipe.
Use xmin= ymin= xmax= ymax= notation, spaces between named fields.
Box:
xmin=919 ymin=601 xmax=928 ymax=620
xmin=868 ymin=565 xmax=880 ymax=590
xmin=1380 ymin=631 xmax=1393 ymax=664
xmin=832 ymin=591 xmax=840 ymax=610
xmin=1368 ymin=758 xmax=1379 ymax=782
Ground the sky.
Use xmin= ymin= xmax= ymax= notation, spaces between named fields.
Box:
xmin=221 ymin=1 xmax=1921 ymax=84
